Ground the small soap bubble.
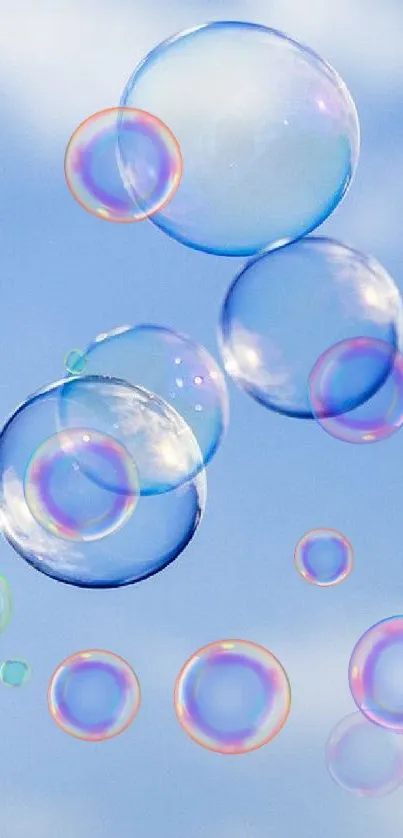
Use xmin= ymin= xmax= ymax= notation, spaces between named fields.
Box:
xmin=349 ymin=616 xmax=403 ymax=733
xmin=121 ymin=22 xmax=359 ymax=255
xmin=48 ymin=650 xmax=141 ymax=741
xmin=0 ymin=659 xmax=31 ymax=688
xmin=64 ymin=107 xmax=182 ymax=223
xmin=174 ymin=639 xmax=291 ymax=754
xmin=65 ymin=349 xmax=87 ymax=376
xmin=309 ymin=337 xmax=403 ymax=444
xmin=326 ymin=712 xmax=403 ymax=797
xmin=294 ymin=528 xmax=353 ymax=587
xmin=219 ymin=237 xmax=403 ymax=418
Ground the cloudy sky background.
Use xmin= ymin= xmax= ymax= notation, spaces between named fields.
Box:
xmin=1 ymin=0 xmax=403 ymax=836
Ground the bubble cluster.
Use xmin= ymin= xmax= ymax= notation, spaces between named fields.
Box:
xmin=121 ymin=22 xmax=359 ymax=256
xmin=308 ymin=337 xmax=403 ymax=444
xmin=294 ymin=528 xmax=353 ymax=587
xmin=67 ymin=324 xmax=229 ymax=470
xmin=325 ymin=712 xmax=403 ymax=797
xmin=48 ymin=650 xmax=141 ymax=741
xmin=65 ymin=107 xmax=182 ymax=223
xmin=219 ymin=237 xmax=403 ymax=418
xmin=0 ymin=376 xmax=206 ymax=587
xmin=0 ymin=659 xmax=31 ymax=688
xmin=349 ymin=616 xmax=403 ymax=733
xmin=174 ymin=639 xmax=291 ymax=754
xmin=24 ymin=429 xmax=140 ymax=542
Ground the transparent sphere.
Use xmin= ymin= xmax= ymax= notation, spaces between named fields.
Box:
xmin=0 ymin=659 xmax=31 ymax=688
xmin=65 ymin=107 xmax=182 ymax=223
xmin=294 ymin=528 xmax=353 ymax=587
xmin=0 ymin=378 xmax=206 ymax=587
xmin=174 ymin=639 xmax=291 ymax=754
xmin=48 ymin=650 xmax=141 ymax=741
xmin=219 ymin=237 xmax=403 ymax=418
xmin=120 ymin=21 xmax=360 ymax=256
xmin=309 ymin=338 xmax=403 ymax=443
xmin=67 ymin=324 xmax=229 ymax=469
xmin=349 ymin=616 xmax=403 ymax=733
xmin=326 ymin=712 xmax=403 ymax=797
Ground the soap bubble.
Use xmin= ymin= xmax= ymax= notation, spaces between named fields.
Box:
xmin=349 ymin=616 xmax=403 ymax=733
xmin=0 ymin=378 xmax=206 ymax=587
xmin=174 ymin=639 xmax=291 ymax=754
xmin=64 ymin=107 xmax=182 ymax=222
xmin=219 ymin=237 xmax=403 ymax=417
xmin=120 ymin=21 xmax=359 ymax=256
xmin=0 ymin=576 xmax=12 ymax=633
xmin=24 ymin=429 xmax=140 ymax=542
xmin=294 ymin=528 xmax=353 ymax=587
xmin=0 ymin=659 xmax=31 ymax=688
xmin=48 ymin=650 xmax=141 ymax=741
xmin=309 ymin=338 xmax=403 ymax=443
xmin=326 ymin=712 xmax=403 ymax=797
xmin=67 ymin=324 xmax=229 ymax=469
xmin=65 ymin=349 xmax=87 ymax=376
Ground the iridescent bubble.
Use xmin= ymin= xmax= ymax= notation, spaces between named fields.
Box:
xmin=294 ymin=528 xmax=353 ymax=587
xmin=219 ymin=237 xmax=403 ymax=417
xmin=326 ymin=712 xmax=403 ymax=797
xmin=0 ymin=575 xmax=12 ymax=633
xmin=174 ymin=639 xmax=291 ymax=754
xmin=349 ymin=616 xmax=403 ymax=733
xmin=0 ymin=659 xmax=31 ymax=688
xmin=64 ymin=107 xmax=182 ymax=223
xmin=0 ymin=377 xmax=206 ymax=587
xmin=65 ymin=349 xmax=87 ymax=376
xmin=67 ymin=324 xmax=229 ymax=469
xmin=24 ymin=429 xmax=139 ymax=542
xmin=120 ymin=21 xmax=359 ymax=256
xmin=308 ymin=338 xmax=403 ymax=444
xmin=48 ymin=650 xmax=141 ymax=741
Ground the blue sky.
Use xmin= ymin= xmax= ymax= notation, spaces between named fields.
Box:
xmin=1 ymin=1 xmax=403 ymax=836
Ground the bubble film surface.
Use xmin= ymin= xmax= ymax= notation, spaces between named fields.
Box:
xmin=0 ymin=659 xmax=31 ymax=688
xmin=120 ymin=22 xmax=359 ymax=255
xmin=294 ymin=528 xmax=353 ymax=587
xmin=65 ymin=107 xmax=182 ymax=223
xmin=309 ymin=337 xmax=403 ymax=444
xmin=219 ymin=237 xmax=403 ymax=417
xmin=0 ymin=575 xmax=12 ymax=633
xmin=325 ymin=712 xmax=403 ymax=797
xmin=174 ymin=639 xmax=291 ymax=754
xmin=68 ymin=324 xmax=229 ymax=470
xmin=24 ymin=429 xmax=139 ymax=542
xmin=48 ymin=650 xmax=141 ymax=741
xmin=349 ymin=616 xmax=403 ymax=732
xmin=0 ymin=378 xmax=206 ymax=587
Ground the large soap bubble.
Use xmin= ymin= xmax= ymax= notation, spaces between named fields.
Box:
xmin=219 ymin=237 xmax=403 ymax=418
xmin=120 ymin=21 xmax=360 ymax=256
xmin=66 ymin=324 xmax=229 ymax=470
xmin=0 ymin=378 xmax=206 ymax=587
xmin=349 ymin=616 xmax=403 ymax=733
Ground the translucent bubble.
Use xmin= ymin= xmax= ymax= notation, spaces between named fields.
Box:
xmin=65 ymin=349 xmax=87 ymax=376
xmin=349 ymin=616 xmax=403 ymax=733
xmin=64 ymin=107 xmax=182 ymax=223
xmin=219 ymin=237 xmax=403 ymax=417
xmin=326 ymin=712 xmax=403 ymax=797
xmin=0 ymin=659 xmax=31 ymax=688
xmin=67 ymin=325 xmax=229 ymax=469
xmin=174 ymin=639 xmax=291 ymax=754
xmin=0 ymin=575 xmax=12 ymax=633
xmin=48 ymin=650 xmax=141 ymax=741
xmin=24 ymin=429 xmax=140 ymax=542
xmin=309 ymin=338 xmax=403 ymax=444
xmin=294 ymin=528 xmax=353 ymax=587
xmin=120 ymin=21 xmax=359 ymax=256
xmin=0 ymin=378 xmax=206 ymax=588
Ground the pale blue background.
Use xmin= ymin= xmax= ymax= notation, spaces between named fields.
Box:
xmin=1 ymin=1 xmax=403 ymax=835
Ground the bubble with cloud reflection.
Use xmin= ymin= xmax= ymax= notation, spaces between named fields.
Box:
xmin=219 ymin=237 xmax=403 ymax=418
